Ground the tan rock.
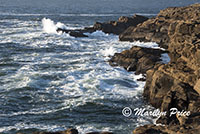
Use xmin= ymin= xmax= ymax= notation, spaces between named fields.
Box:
xmin=194 ymin=79 xmax=200 ymax=95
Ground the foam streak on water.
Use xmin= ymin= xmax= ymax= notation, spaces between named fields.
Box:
xmin=0 ymin=18 xmax=157 ymax=134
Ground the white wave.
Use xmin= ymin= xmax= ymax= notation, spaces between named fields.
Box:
xmin=135 ymin=13 xmax=157 ymax=16
xmin=42 ymin=18 xmax=58 ymax=34
xmin=100 ymin=47 xmax=116 ymax=57
xmin=41 ymin=18 xmax=82 ymax=34
xmin=86 ymin=31 xmax=109 ymax=37
xmin=76 ymin=125 xmax=111 ymax=134
xmin=0 ymin=123 xmax=63 ymax=133
xmin=130 ymin=41 xmax=165 ymax=50
xmin=42 ymin=18 xmax=69 ymax=34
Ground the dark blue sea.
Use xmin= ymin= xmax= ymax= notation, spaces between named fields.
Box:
xmin=0 ymin=0 xmax=199 ymax=133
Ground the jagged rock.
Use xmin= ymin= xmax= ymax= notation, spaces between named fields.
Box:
xmin=119 ymin=18 xmax=171 ymax=49
xmin=93 ymin=14 xmax=148 ymax=35
xmin=109 ymin=46 xmax=165 ymax=74
xmin=120 ymin=4 xmax=200 ymax=49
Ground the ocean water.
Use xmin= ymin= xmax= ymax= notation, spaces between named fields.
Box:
xmin=0 ymin=0 xmax=198 ymax=134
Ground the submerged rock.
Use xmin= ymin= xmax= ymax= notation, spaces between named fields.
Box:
xmin=56 ymin=28 xmax=89 ymax=38
xmin=69 ymin=31 xmax=88 ymax=38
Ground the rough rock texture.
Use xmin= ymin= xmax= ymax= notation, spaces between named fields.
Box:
xmin=92 ymin=14 xmax=148 ymax=35
xmin=119 ymin=3 xmax=200 ymax=49
xmin=119 ymin=18 xmax=170 ymax=49
xmin=109 ymin=46 xmax=165 ymax=75
xmin=132 ymin=4 xmax=200 ymax=134
xmin=108 ymin=3 xmax=200 ymax=134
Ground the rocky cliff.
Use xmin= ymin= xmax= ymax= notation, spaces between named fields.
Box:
xmin=110 ymin=3 xmax=200 ymax=134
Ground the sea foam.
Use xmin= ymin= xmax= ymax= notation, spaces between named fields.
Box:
xmin=42 ymin=18 xmax=68 ymax=34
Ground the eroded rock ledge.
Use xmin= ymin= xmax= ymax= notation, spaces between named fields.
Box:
xmin=110 ymin=3 xmax=200 ymax=134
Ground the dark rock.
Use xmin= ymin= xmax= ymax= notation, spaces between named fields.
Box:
xmin=69 ymin=31 xmax=88 ymax=38
xmin=137 ymin=77 xmax=146 ymax=81
xmin=56 ymin=28 xmax=71 ymax=33
xmin=56 ymin=28 xmax=89 ymax=38
xmin=109 ymin=46 xmax=165 ymax=74
xmin=93 ymin=14 xmax=148 ymax=35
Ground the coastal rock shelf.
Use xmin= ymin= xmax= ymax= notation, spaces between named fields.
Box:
xmin=109 ymin=46 xmax=165 ymax=75
xmin=110 ymin=3 xmax=200 ymax=134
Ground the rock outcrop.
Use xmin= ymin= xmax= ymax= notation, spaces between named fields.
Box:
xmin=108 ymin=3 xmax=200 ymax=134
xmin=119 ymin=3 xmax=200 ymax=49
xmin=109 ymin=46 xmax=165 ymax=75
xmin=93 ymin=14 xmax=148 ymax=35
xmin=56 ymin=14 xmax=148 ymax=37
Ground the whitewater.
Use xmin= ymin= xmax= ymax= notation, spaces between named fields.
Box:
xmin=0 ymin=15 xmax=169 ymax=133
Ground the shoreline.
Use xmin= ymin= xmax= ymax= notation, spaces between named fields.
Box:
xmin=13 ymin=3 xmax=200 ymax=134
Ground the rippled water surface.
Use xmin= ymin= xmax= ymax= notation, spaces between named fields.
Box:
xmin=0 ymin=0 xmax=198 ymax=133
